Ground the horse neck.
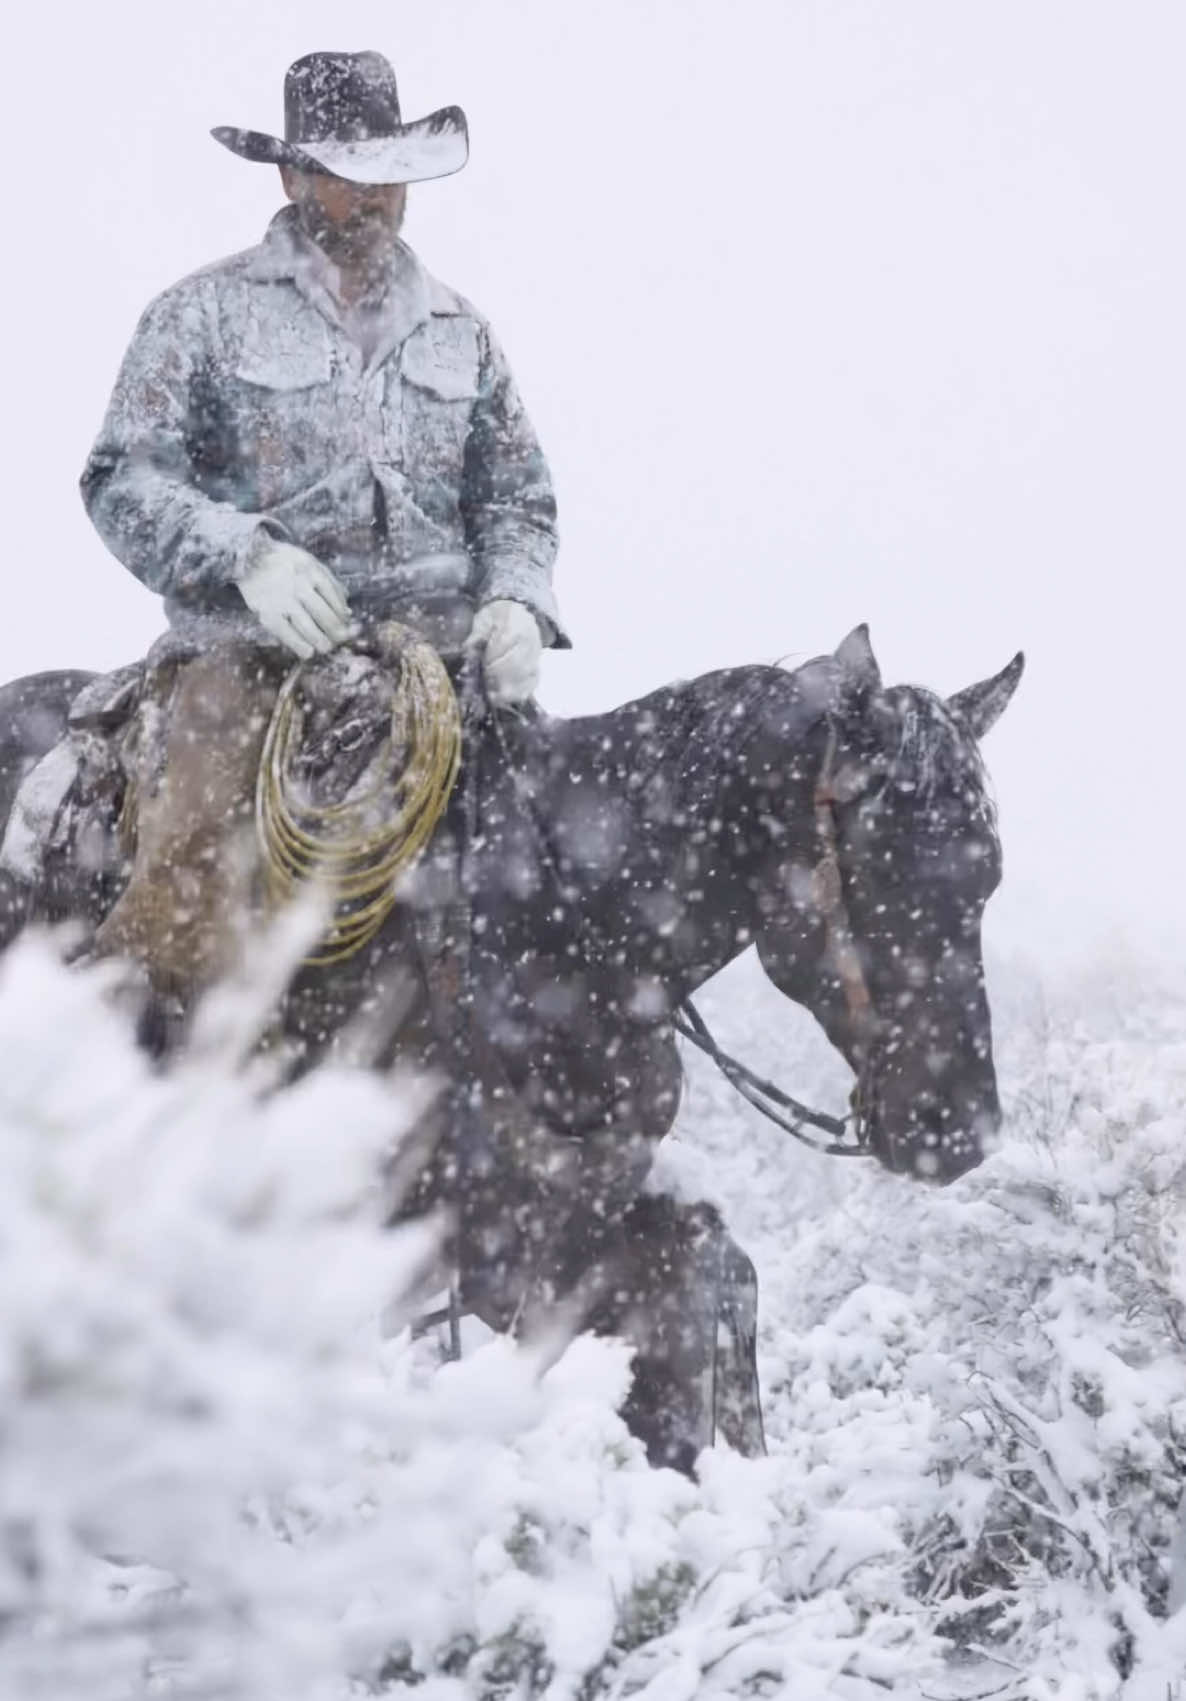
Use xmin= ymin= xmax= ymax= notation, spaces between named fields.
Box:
xmin=591 ymin=665 xmax=829 ymax=993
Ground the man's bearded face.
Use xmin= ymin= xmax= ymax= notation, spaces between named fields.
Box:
xmin=281 ymin=167 xmax=407 ymax=266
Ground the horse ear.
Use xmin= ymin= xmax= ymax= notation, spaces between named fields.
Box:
xmin=833 ymin=624 xmax=882 ymax=695
xmin=948 ymin=652 xmax=1025 ymax=741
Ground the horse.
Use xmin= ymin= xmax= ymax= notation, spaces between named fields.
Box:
xmin=0 ymin=626 xmax=1023 ymax=1471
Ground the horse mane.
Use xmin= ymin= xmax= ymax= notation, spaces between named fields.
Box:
xmin=558 ymin=662 xmax=994 ymax=833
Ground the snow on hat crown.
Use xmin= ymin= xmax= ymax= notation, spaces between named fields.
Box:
xmin=284 ymin=51 xmax=403 ymax=145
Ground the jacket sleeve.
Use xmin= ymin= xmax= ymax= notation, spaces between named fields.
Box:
xmin=80 ymin=282 xmax=273 ymax=599
xmin=461 ymin=321 xmax=569 ymax=648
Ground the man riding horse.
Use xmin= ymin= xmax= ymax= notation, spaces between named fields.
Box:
xmin=0 ymin=49 xmax=1025 ymax=1475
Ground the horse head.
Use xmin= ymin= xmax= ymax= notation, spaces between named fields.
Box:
xmin=756 ymin=626 xmax=1023 ymax=1182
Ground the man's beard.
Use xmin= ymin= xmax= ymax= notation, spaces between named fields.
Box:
xmin=297 ymin=198 xmax=405 ymax=275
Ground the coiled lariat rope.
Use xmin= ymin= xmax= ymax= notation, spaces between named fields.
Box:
xmin=256 ymin=625 xmax=462 ymax=966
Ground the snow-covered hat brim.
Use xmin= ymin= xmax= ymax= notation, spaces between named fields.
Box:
xmin=211 ymin=106 xmax=469 ymax=186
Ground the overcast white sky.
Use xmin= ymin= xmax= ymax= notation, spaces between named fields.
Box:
xmin=5 ymin=0 xmax=1184 ymax=956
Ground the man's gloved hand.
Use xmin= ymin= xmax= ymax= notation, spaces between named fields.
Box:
xmin=467 ymin=600 xmax=544 ymax=705
xmin=238 ymin=537 xmax=354 ymax=659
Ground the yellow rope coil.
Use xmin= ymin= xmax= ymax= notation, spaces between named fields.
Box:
xmin=256 ymin=625 xmax=462 ymax=966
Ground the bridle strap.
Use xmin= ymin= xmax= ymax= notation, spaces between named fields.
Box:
xmin=672 ymin=999 xmax=861 ymax=1153
xmin=675 ymin=717 xmax=880 ymax=1158
xmin=812 ymin=726 xmax=877 ymax=1038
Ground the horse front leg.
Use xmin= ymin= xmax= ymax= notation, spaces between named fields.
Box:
xmin=393 ymin=1024 xmax=669 ymax=1336
xmin=402 ymin=1021 xmax=767 ymax=1475
xmin=584 ymin=1193 xmax=766 ymax=1475
xmin=522 ymin=1029 xmax=766 ymax=1474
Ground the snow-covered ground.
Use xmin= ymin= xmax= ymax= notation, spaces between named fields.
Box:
xmin=3 ymin=936 xmax=1186 ymax=1700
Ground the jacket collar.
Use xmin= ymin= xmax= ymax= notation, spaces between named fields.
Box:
xmin=247 ymin=206 xmax=457 ymax=366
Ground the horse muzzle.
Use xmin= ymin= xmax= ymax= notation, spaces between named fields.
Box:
xmin=864 ymin=1062 xmax=999 ymax=1183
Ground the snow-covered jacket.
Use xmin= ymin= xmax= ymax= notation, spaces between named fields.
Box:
xmin=81 ymin=207 xmax=566 ymax=648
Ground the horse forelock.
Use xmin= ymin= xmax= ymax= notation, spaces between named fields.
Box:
xmin=879 ymin=686 xmax=996 ymax=828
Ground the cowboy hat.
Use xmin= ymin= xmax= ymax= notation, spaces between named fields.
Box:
xmin=212 ymin=51 xmax=468 ymax=186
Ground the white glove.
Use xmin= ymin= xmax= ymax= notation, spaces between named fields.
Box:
xmin=238 ymin=537 xmax=354 ymax=659
xmin=467 ymin=600 xmax=544 ymax=705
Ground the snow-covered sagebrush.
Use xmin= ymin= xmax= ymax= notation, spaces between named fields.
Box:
xmin=3 ymin=937 xmax=1186 ymax=1699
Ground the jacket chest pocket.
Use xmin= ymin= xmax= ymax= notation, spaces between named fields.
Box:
xmin=395 ymin=318 xmax=481 ymax=475
xmin=235 ymin=302 xmax=334 ymax=390
xmin=233 ymin=308 xmax=335 ymax=502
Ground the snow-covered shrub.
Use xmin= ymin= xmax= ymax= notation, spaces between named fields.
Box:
xmin=0 ymin=935 xmax=447 ymax=1698
xmin=5 ymin=933 xmax=1186 ymax=1700
xmin=0 ymin=941 xmax=941 ymax=1701
xmin=681 ymin=949 xmax=1186 ymax=1697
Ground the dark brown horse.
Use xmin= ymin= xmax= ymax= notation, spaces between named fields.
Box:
xmin=0 ymin=627 xmax=1022 ymax=1470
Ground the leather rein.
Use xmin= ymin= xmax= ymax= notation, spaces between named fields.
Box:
xmin=674 ymin=724 xmax=878 ymax=1159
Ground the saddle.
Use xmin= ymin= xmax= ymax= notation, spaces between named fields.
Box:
xmin=85 ymin=628 xmax=461 ymax=1003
